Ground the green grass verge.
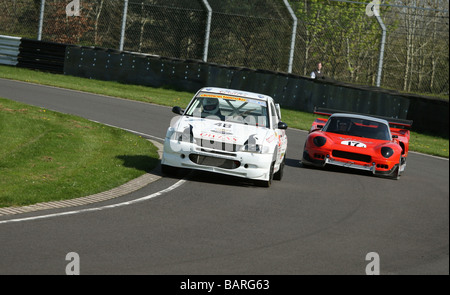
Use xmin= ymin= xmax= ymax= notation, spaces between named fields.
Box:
xmin=0 ymin=98 xmax=159 ymax=208
xmin=0 ymin=65 xmax=448 ymax=158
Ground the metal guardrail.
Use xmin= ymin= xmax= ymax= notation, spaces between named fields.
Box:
xmin=0 ymin=35 xmax=67 ymax=73
xmin=0 ymin=35 xmax=21 ymax=66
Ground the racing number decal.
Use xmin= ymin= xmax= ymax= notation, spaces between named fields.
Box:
xmin=341 ymin=140 xmax=367 ymax=148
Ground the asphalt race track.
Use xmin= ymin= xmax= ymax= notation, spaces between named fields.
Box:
xmin=0 ymin=78 xmax=448 ymax=275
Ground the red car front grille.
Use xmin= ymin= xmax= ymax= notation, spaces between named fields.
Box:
xmin=332 ymin=150 xmax=372 ymax=163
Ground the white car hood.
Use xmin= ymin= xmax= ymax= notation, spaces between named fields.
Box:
xmin=172 ymin=116 xmax=270 ymax=146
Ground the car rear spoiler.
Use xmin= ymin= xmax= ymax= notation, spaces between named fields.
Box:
xmin=314 ymin=107 xmax=413 ymax=130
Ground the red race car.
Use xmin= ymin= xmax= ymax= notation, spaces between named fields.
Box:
xmin=302 ymin=108 xmax=413 ymax=179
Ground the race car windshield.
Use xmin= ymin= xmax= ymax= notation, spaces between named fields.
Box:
xmin=184 ymin=92 xmax=269 ymax=128
xmin=323 ymin=117 xmax=391 ymax=140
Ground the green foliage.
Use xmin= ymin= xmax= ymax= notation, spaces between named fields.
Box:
xmin=294 ymin=0 xmax=384 ymax=81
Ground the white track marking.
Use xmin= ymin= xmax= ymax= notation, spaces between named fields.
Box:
xmin=410 ymin=151 xmax=449 ymax=161
xmin=89 ymin=120 xmax=165 ymax=142
xmin=0 ymin=178 xmax=186 ymax=225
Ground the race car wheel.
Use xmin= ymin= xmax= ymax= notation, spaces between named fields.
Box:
xmin=389 ymin=163 xmax=401 ymax=180
xmin=273 ymin=156 xmax=285 ymax=181
xmin=256 ymin=162 xmax=274 ymax=187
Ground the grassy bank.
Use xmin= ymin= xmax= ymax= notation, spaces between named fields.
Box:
xmin=0 ymin=65 xmax=448 ymax=158
xmin=0 ymin=98 xmax=159 ymax=208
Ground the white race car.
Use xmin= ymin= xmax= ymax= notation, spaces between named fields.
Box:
xmin=161 ymin=87 xmax=288 ymax=187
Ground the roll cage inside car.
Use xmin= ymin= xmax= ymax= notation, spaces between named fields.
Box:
xmin=183 ymin=91 xmax=274 ymax=128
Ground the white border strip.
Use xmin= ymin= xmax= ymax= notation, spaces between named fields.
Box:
xmin=89 ymin=120 xmax=165 ymax=142
xmin=0 ymin=178 xmax=186 ymax=225
xmin=410 ymin=151 xmax=449 ymax=161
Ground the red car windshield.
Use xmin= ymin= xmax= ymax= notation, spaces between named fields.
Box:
xmin=324 ymin=117 xmax=391 ymax=140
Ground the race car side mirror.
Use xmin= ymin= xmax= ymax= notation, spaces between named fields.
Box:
xmin=392 ymin=135 xmax=398 ymax=139
xmin=278 ymin=122 xmax=288 ymax=130
xmin=172 ymin=106 xmax=184 ymax=115
xmin=310 ymin=125 xmax=323 ymax=133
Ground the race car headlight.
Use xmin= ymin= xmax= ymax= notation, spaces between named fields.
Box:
xmin=176 ymin=132 xmax=196 ymax=144
xmin=165 ymin=127 xmax=175 ymax=139
xmin=241 ymin=143 xmax=262 ymax=153
xmin=313 ymin=136 xmax=327 ymax=147
xmin=381 ymin=147 xmax=394 ymax=158
xmin=172 ymin=125 xmax=195 ymax=144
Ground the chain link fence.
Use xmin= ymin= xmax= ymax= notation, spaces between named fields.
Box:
xmin=1 ymin=0 xmax=448 ymax=97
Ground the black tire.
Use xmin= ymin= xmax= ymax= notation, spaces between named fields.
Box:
xmin=273 ymin=156 xmax=285 ymax=181
xmin=389 ymin=163 xmax=401 ymax=180
xmin=256 ymin=162 xmax=274 ymax=187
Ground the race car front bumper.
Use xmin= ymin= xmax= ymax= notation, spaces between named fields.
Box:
xmin=162 ymin=139 xmax=274 ymax=181
xmin=302 ymin=150 xmax=400 ymax=177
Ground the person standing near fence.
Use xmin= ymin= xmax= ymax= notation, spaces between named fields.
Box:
xmin=310 ymin=62 xmax=324 ymax=79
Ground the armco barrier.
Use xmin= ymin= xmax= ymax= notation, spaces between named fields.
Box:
xmin=63 ymin=45 xmax=449 ymax=137
xmin=0 ymin=35 xmax=21 ymax=66
xmin=17 ymin=39 xmax=68 ymax=73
